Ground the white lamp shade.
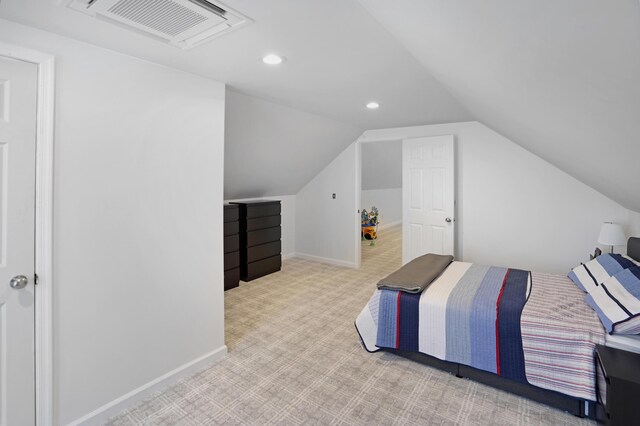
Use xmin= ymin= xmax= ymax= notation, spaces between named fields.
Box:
xmin=598 ymin=222 xmax=626 ymax=247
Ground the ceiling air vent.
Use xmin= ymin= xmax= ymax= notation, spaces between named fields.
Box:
xmin=66 ymin=0 xmax=252 ymax=49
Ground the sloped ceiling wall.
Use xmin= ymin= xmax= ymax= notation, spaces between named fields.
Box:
xmin=224 ymin=90 xmax=363 ymax=199
xmin=359 ymin=0 xmax=640 ymax=212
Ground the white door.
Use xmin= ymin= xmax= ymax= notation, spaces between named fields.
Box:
xmin=402 ymin=135 xmax=455 ymax=265
xmin=0 ymin=56 xmax=38 ymax=425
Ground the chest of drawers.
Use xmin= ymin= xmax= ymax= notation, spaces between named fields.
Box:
xmin=223 ymin=204 xmax=240 ymax=290
xmin=231 ymin=200 xmax=281 ymax=281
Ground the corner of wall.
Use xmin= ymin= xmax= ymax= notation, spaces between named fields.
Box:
xmin=295 ymin=141 xmax=359 ymax=265
xmin=67 ymin=347 xmax=227 ymax=425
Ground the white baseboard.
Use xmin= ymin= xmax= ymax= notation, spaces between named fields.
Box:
xmin=68 ymin=346 xmax=227 ymax=426
xmin=290 ymin=252 xmax=357 ymax=268
xmin=378 ymin=220 xmax=402 ymax=231
xmin=282 ymin=252 xmax=296 ymax=260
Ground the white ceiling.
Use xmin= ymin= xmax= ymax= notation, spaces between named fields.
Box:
xmin=358 ymin=0 xmax=640 ymax=212
xmin=2 ymin=0 xmax=638 ymax=210
xmin=0 ymin=0 xmax=471 ymax=130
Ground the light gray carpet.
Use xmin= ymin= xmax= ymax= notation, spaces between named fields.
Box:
xmin=107 ymin=226 xmax=591 ymax=425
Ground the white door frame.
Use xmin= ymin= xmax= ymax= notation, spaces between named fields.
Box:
xmin=354 ymin=138 xmax=361 ymax=269
xmin=0 ymin=42 xmax=55 ymax=426
xmin=356 ymin=131 xmax=458 ymax=266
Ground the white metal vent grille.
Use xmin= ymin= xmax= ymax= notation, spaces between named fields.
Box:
xmin=66 ymin=0 xmax=251 ymax=49
xmin=108 ymin=0 xmax=210 ymax=37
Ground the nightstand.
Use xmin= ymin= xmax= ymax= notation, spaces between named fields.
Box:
xmin=595 ymin=344 xmax=640 ymax=425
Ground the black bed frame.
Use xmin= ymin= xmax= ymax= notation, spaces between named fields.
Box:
xmin=384 ymin=237 xmax=640 ymax=419
xmin=384 ymin=348 xmax=596 ymax=418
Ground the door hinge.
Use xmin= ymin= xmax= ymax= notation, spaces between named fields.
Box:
xmin=34 ymin=273 xmax=39 ymax=285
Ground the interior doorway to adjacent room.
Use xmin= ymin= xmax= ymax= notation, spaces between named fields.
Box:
xmin=356 ymin=133 xmax=456 ymax=268
xmin=358 ymin=140 xmax=403 ymax=265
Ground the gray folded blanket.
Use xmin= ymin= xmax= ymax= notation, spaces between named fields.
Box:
xmin=377 ymin=253 xmax=454 ymax=293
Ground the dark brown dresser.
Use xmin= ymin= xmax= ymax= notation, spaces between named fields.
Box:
xmin=223 ymin=204 xmax=240 ymax=291
xmin=231 ymin=200 xmax=282 ymax=281
xmin=595 ymin=344 xmax=640 ymax=425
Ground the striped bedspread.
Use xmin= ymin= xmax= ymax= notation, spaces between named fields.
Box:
xmin=355 ymin=262 xmax=605 ymax=401
xmin=522 ymin=272 xmax=605 ymax=400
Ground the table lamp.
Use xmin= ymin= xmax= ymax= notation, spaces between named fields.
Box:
xmin=598 ymin=222 xmax=626 ymax=254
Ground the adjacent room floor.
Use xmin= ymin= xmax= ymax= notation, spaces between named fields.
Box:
xmin=107 ymin=226 xmax=592 ymax=425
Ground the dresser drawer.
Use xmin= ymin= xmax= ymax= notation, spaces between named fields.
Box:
xmin=224 ymin=251 xmax=240 ymax=271
xmin=224 ymin=220 xmax=239 ymax=236
xmin=224 ymin=267 xmax=240 ymax=291
xmin=247 ymin=241 xmax=281 ymax=263
xmin=246 ymin=227 xmax=281 ymax=247
xmin=246 ymin=203 xmax=281 ymax=219
xmin=246 ymin=215 xmax=281 ymax=231
xmin=223 ymin=205 xmax=239 ymax=222
xmin=244 ymin=255 xmax=281 ymax=281
xmin=224 ymin=234 xmax=239 ymax=253
xmin=233 ymin=200 xmax=282 ymax=282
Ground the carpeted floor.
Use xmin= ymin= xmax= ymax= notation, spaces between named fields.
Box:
xmin=107 ymin=226 xmax=591 ymax=425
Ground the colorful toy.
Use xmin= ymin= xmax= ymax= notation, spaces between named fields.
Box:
xmin=361 ymin=206 xmax=379 ymax=245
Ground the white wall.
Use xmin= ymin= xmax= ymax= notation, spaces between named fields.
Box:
xmin=361 ymin=188 xmax=402 ymax=228
xmin=295 ymin=143 xmax=359 ymax=267
xmin=629 ymin=210 xmax=640 ymax=239
xmin=0 ymin=20 xmax=227 ymax=425
xmin=224 ymin=90 xmax=362 ymax=199
xmin=361 ymin=140 xmax=402 ymax=190
xmin=225 ymin=195 xmax=296 ymax=258
xmin=360 ymin=140 xmax=402 ymax=229
xmin=359 ymin=0 xmax=640 ymax=212
xmin=359 ymin=122 xmax=632 ymax=274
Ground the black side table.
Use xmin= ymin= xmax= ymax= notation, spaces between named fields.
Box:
xmin=595 ymin=344 xmax=640 ymax=425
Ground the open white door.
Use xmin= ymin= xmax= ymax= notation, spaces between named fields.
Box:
xmin=0 ymin=56 xmax=37 ymax=425
xmin=402 ymin=135 xmax=455 ymax=265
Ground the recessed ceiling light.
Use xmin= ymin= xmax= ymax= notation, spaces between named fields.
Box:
xmin=262 ymin=54 xmax=284 ymax=65
xmin=366 ymin=102 xmax=380 ymax=110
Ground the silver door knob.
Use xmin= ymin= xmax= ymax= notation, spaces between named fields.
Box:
xmin=10 ymin=275 xmax=28 ymax=290
xmin=445 ymin=217 xmax=452 ymax=223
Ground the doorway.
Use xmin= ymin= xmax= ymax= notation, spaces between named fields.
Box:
xmin=356 ymin=133 xmax=456 ymax=268
xmin=0 ymin=43 xmax=55 ymax=425
xmin=0 ymin=53 xmax=37 ymax=426
xmin=359 ymin=140 xmax=403 ymax=266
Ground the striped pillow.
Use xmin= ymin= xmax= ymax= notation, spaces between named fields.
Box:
xmin=585 ymin=266 xmax=640 ymax=334
xmin=568 ymin=253 xmax=636 ymax=293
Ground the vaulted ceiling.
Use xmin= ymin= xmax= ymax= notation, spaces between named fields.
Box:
xmin=224 ymin=90 xmax=362 ymax=199
xmin=358 ymin=0 xmax=640 ymax=212
xmin=1 ymin=0 xmax=638 ymax=209
xmin=0 ymin=0 xmax=470 ymax=129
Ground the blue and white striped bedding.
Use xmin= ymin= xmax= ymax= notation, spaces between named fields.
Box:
xmin=356 ymin=261 xmax=605 ymax=401
xmin=586 ymin=266 xmax=640 ymax=334
xmin=568 ymin=253 xmax=638 ymax=293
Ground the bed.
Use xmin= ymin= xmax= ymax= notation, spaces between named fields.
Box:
xmin=355 ymin=237 xmax=640 ymax=418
